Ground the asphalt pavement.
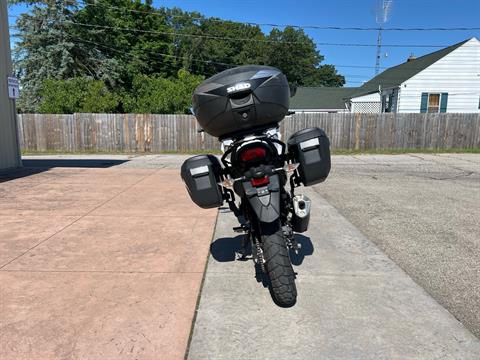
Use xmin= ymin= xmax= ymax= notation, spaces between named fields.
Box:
xmin=314 ymin=154 xmax=480 ymax=338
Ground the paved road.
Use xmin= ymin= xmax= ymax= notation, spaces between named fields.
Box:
xmin=187 ymin=187 xmax=480 ymax=359
xmin=0 ymin=161 xmax=217 ymax=359
xmin=314 ymin=154 xmax=480 ymax=338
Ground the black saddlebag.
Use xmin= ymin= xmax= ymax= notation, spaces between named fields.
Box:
xmin=287 ymin=127 xmax=331 ymax=186
xmin=181 ymin=155 xmax=224 ymax=209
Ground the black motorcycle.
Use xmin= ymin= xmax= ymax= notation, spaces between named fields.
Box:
xmin=181 ymin=65 xmax=330 ymax=307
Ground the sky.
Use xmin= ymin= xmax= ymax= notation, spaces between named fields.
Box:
xmin=7 ymin=0 xmax=480 ymax=87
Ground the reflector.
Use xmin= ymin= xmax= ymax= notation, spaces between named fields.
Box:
xmin=250 ymin=176 xmax=270 ymax=187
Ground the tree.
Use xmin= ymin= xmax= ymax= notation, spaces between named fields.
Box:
xmin=169 ymin=12 xmax=266 ymax=78
xmin=124 ymin=69 xmax=203 ymax=114
xmin=73 ymin=0 xmax=175 ymax=88
xmin=263 ymin=27 xmax=345 ymax=87
xmin=38 ymin=78 xmax=120 ymax=113
xmin=12 ymin=1 xmax=346 ymax=114
xmin=303 ymin=65 xmax=346 ymax=87
xmin=11 ymin=0 xmax=88 ymax=112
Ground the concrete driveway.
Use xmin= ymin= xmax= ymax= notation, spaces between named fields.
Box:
xmin=187 ymin=187 xmax=480 ymax=359
xmin=0 ymin=157 xmax=217 ymax=360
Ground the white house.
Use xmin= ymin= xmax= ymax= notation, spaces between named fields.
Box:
xmin=290 ymin=37 xmax=480 ymax=114
xmin=346 ymin=37 xmax=480 ymax=113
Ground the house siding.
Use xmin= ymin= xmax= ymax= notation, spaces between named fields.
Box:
xmin=350 ymin=92 xmax=381 ymax=113
xmin=398 ymin=38 xmax=480 ymax=113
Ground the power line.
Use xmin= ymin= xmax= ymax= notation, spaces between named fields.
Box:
xmin=64 ymin=35 xmax=374 ymax=75
xmin=9 ymin=3 xmax=478 ymax=48
xmin=65 ymin=35 xmax=480 ymax=83
xmin=65 ymin=20 xmax=301 ymax=44
xmin=63 ymin=21 xmax=475 ymax=49
xmin=68 ymin=35 xmax=237 ymax=68
xmin=75 ymin=1 xmax=480 ymax=32
xmin=9 ymin=21 xmax=479 ymax=74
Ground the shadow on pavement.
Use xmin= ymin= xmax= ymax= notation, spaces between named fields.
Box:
xmin=210 ymin=233 xmax=314 ymax=301
xmin=21 ymin=159 xmax=129 ymax=168
xmin=0 ymin=159 xmax=130 ymax=184
xmin=210 ymin=235 xmax=249 ymax=262
xmin=210 ymin=233 xmax=314 ymax=266
xmin=289 ymin=234 xmax=314 ymax=266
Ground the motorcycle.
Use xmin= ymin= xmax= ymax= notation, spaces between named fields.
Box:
xmin=181 ymin=65 xmax=331 ymax=307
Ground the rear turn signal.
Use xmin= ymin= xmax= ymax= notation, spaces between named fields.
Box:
xmin=284 ymin=163 xmax=300 ymax=173
xmin=250 ymin=176 xmax=270 ymax=187
xmin=218 ymin=178 xmax=235 ymax=189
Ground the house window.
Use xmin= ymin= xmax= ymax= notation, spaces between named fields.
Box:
xmin=421 ymin=92 xmax=448 ymax=113
xmin=428 ymin=93 xmax=440 ymax=113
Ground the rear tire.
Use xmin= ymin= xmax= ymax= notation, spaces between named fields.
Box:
xmin=261 ymin=224 xmax=297 ymax=307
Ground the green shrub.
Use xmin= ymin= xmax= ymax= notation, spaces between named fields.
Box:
xmin=39 ymin=78 xmax=120 ymax=113
xmin=124 ymin=70 xmax=204 ymax=114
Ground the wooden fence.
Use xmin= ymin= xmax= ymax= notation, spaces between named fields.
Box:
xmin=17 ymin=113 xmax=480 ymax=153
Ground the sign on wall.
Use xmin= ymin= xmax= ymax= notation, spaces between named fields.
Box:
xmin=7 ymin=77 xmax=19 ymax=99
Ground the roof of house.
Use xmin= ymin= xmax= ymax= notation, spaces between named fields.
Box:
xmin=289 ymin=87 xmax=357 ymax=110
xmin=348 ymin=38 xmax=470 ymax=98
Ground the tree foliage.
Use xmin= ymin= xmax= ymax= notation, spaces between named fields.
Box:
xmin=38 ymin=78 xmax=120 ymax=113
xmin=124 ymin=70 xmax=204 ymax=114
xmin=12 ymin=0 xmax=346 ymax=113
xmin=12 ymin=0 xmax=85 ymax=112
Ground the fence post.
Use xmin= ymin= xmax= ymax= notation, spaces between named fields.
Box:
xmin=354 ymin=113 xmax=361 ymax=150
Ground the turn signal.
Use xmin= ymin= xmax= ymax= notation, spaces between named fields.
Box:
xmin=284 ymin=163 xmax=300 ymax=173
xmin=218 ymin=178 xmax=235 ymax=189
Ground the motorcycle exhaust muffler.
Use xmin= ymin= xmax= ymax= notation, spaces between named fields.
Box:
xmin=291 ymin=194 xmax=311 ymax=233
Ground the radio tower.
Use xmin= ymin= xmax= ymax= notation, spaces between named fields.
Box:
xmin=375 ymin=0 xmax=393 ymax=75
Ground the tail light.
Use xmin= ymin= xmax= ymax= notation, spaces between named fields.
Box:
xmin=239 ymin=147 xmax=267 ymax=162
xmin=251 ymin=176 xmax=270 ymax=187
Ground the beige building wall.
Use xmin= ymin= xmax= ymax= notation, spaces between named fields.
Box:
xmin=0 ymin=0 xmax=21 ymax=170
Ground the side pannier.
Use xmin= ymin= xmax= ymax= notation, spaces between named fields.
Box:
xmin=287 ymin=127 xmax=331 ymax=186
xmin=181 ymin=155 xmax=224 ymax=209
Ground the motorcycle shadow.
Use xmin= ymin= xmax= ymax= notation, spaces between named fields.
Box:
xmin=210 ymin=234 xmax=314 ymax=288
xmin=210 ymin=235 xmax=250 ymax=262
xmin=289 ymin=234 xmax=314 ymax=266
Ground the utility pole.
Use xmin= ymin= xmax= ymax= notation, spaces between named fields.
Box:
xmin=0 ymin=0 xmax=22 ymax=170
xmin=375 ymin=26 xmax=382 ymax=75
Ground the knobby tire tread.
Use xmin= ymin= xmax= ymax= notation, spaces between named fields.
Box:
xmin=262 ymin=227 xmax=297 ymax=307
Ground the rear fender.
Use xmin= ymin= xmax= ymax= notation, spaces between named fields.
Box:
xmin=242 ymin=174 xmax=281 ymax=223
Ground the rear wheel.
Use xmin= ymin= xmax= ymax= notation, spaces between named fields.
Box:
xmin=261 ymin=223 xmax=297 ymax=307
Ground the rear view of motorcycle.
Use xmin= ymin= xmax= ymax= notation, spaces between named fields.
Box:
xmin=181 ymin=65 xmax=331 ymax=307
